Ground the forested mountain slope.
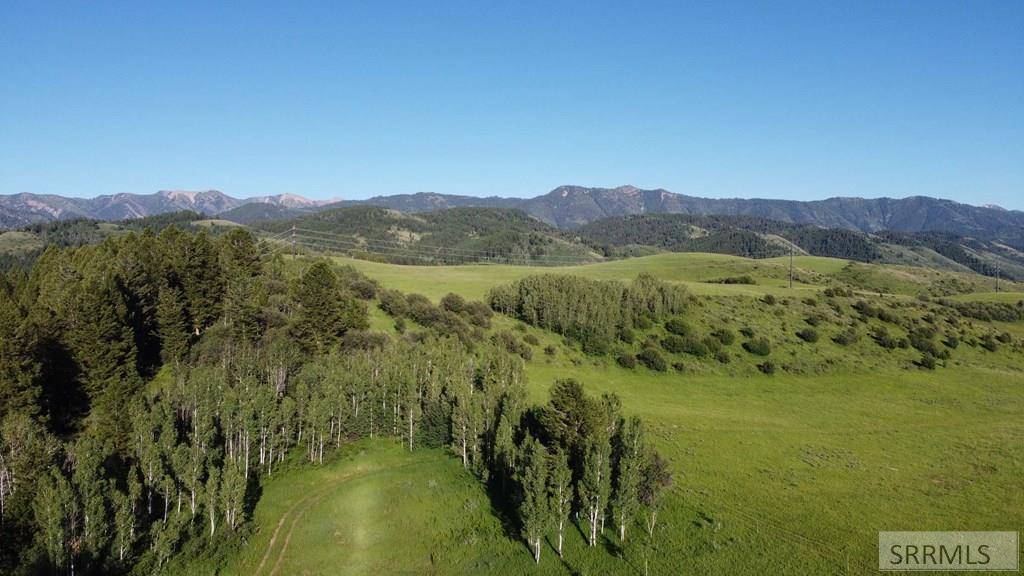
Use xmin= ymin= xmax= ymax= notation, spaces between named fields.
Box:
xmin=255 ymin=206 xmax=601 ymax=265
xmin=576 ymin=213 xmax=1024 ymax=280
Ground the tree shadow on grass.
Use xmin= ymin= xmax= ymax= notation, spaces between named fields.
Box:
xmin=544 ymin=535 xmax=582 ymax=576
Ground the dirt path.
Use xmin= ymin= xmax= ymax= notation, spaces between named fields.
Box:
xmin=252 ymin=459 xmax=422 ymax=576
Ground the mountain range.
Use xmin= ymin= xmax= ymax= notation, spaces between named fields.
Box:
xmin=2 ymin=186 xmax=1022 ymax=246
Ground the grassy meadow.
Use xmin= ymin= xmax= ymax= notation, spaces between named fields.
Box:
xmin=192 ymin=252 xmax=1023 ymax=575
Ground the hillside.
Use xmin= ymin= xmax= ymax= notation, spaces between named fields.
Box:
xmin=257 ymin=205 xmax=601 ymax=265
xmin=576 ymin=213 xmax=1024 ymax=280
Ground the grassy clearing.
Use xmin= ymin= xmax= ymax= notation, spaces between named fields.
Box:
xmin=334 ymin=252 xmax=1022 ymax=301
xmin=0 ymin=230 xmax=43 ymax=254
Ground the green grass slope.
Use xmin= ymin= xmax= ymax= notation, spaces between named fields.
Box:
xmin=198 ymin=253 xmax=1024 ymax=575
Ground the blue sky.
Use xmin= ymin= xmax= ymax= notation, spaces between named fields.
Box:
xmin=1 ymin=1 xmax=1021 ymax=208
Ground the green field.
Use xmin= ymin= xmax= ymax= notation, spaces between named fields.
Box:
xmin=184 ymin=252 xmax=1024 ymax=574
xmin=332 ymin=252 xmax=1021 ymax=301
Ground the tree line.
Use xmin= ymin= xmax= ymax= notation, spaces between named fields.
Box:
xmin=487 ymin=273 xmax=690 ymax=354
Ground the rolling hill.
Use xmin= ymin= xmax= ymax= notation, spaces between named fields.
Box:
xmin=256 ymin=205 xmax=602 ymax=265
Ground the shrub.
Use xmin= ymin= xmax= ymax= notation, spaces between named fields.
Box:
xmin=980 ymin=335 xmax=999 ymax=352
xmin=996 ymin=332 xmax=1013 ymax=344
xmin=739 ymin=327 xmax=755 ymax=339
xmin=832 ymin=327 xmax=860 ymax=346
xmin=617 ymin=325 xmax=635 ymax=344
xmin=742 ymin=337 xmax=772 ymax=356
xmin=796 ymin=328 xmax=819 ymax=343
xmin=341 ymin=330 xmax=389 ymax=351
xmin=672 ymin=362 xmax=686 ymax=372
xmin=661 ymin=335 xmax=686 ymax=354
xmin=823 ymin=286 xmax=854 ymax=298
xmin=616 ymin=353 xmax=637 ymax=369
xmin=440 ymin=293 xmax=466 ymax=314
xmin=394 ymin=317 xmax=406 ymax=334
xmin=378 ymin=289 xmax=409 ymax=317
xmin=523 ymin=334 xmax=540 ymax=346
xmin=916 ymin=353 xmax=936 ymax=370
xmin=871 ymin=326 xmax=897 ymax=350
xmin=802 ymin=297 xmax=818 ymax=306
xmin=701 ymin=335 xmax=722 ymax=355
xmin=637 ymin=348 xmax=667 ymax=372
xmin=757 ymin=360 xmax=777 ymax=375
xmin=943 ymin=335 xmax=959 ymax=349
xmin=465 ymin=301 xmax=493 ymax=328
xmin=663 ymin=335 xmax=709 ymax=357
xmin=664 ymin=318 xmax=693 ymax=337
xmin=716 ymin=350 xmax=731 ymax=364
xmin=711 ymin=328 xmax=735 ymax=345
xmin=761 ymin=294 xmax=777 ymax=305
xmin=908 ymin=326 xmax=939 ymax=355
xmin=707 ymin=275 xmax=756 ymax=285
xmin=493 ymin=331 xmax=532 ymax=360
xmin=804 ymin=315 xmax=821 ymax=327
xmin=544 ymin=345 xmax=557 ymax=356
xmin=349 ymin=279 xmax=378 ymax=300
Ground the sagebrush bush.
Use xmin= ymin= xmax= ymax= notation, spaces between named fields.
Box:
xmin=742 ymin=337 xmax=772 ymax=356
xmin=796 ymin=328 xmax=819 ymax=343
xmin=637 ymin=348 xmax=667 ymax=371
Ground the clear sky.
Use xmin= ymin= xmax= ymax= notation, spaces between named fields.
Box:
xmin=1 ymin=1 xmax=1021 ymax=208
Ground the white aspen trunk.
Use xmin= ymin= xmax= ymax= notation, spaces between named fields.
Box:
xmin=244 ymin=431 xmax=250 ymax=480
xmin=534 ymin=537 xmax=541 ymax=563
xmin=408 ymin=411 xmax=414 ymax=451
xmin=260 ymin=428 xmax=266 ymax=466
xmin=620 ymin=521 xmax=626 ymax=542
xmin=460 ymin=425 xmax=468 ymax=467
xmin=647 ymin=509 xmax=658 ymax=537
xmin=558 ymin=518 xmax=564 ymax=557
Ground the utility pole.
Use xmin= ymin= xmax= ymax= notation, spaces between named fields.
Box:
xmin=789 ymin=245 xmax=794 ymax=289
xmin=995 ymin=265 xmax=1000 ymax=292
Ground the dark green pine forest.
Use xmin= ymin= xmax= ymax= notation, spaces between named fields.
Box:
xmin=0 ymin=226 xmax=671 ymax=574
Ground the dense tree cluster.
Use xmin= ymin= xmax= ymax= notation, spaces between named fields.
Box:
xmin=510 ymin=380 xmax=672 ymax=565
xmin=1 ymin=225 xmax=672 ymax=573
xmin=577 ymin=213 xmax=882 ymax=261
xmin=0 ymin=227 xmax=362 ymax=573
xmin=487 ymin=274 xmax=689 ymax=354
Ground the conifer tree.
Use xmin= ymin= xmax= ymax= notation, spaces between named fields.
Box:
xmin=156 ymin=282 xmax=191 ymax=364
xmin=0 ymin=290 xmax=42 ymax=421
